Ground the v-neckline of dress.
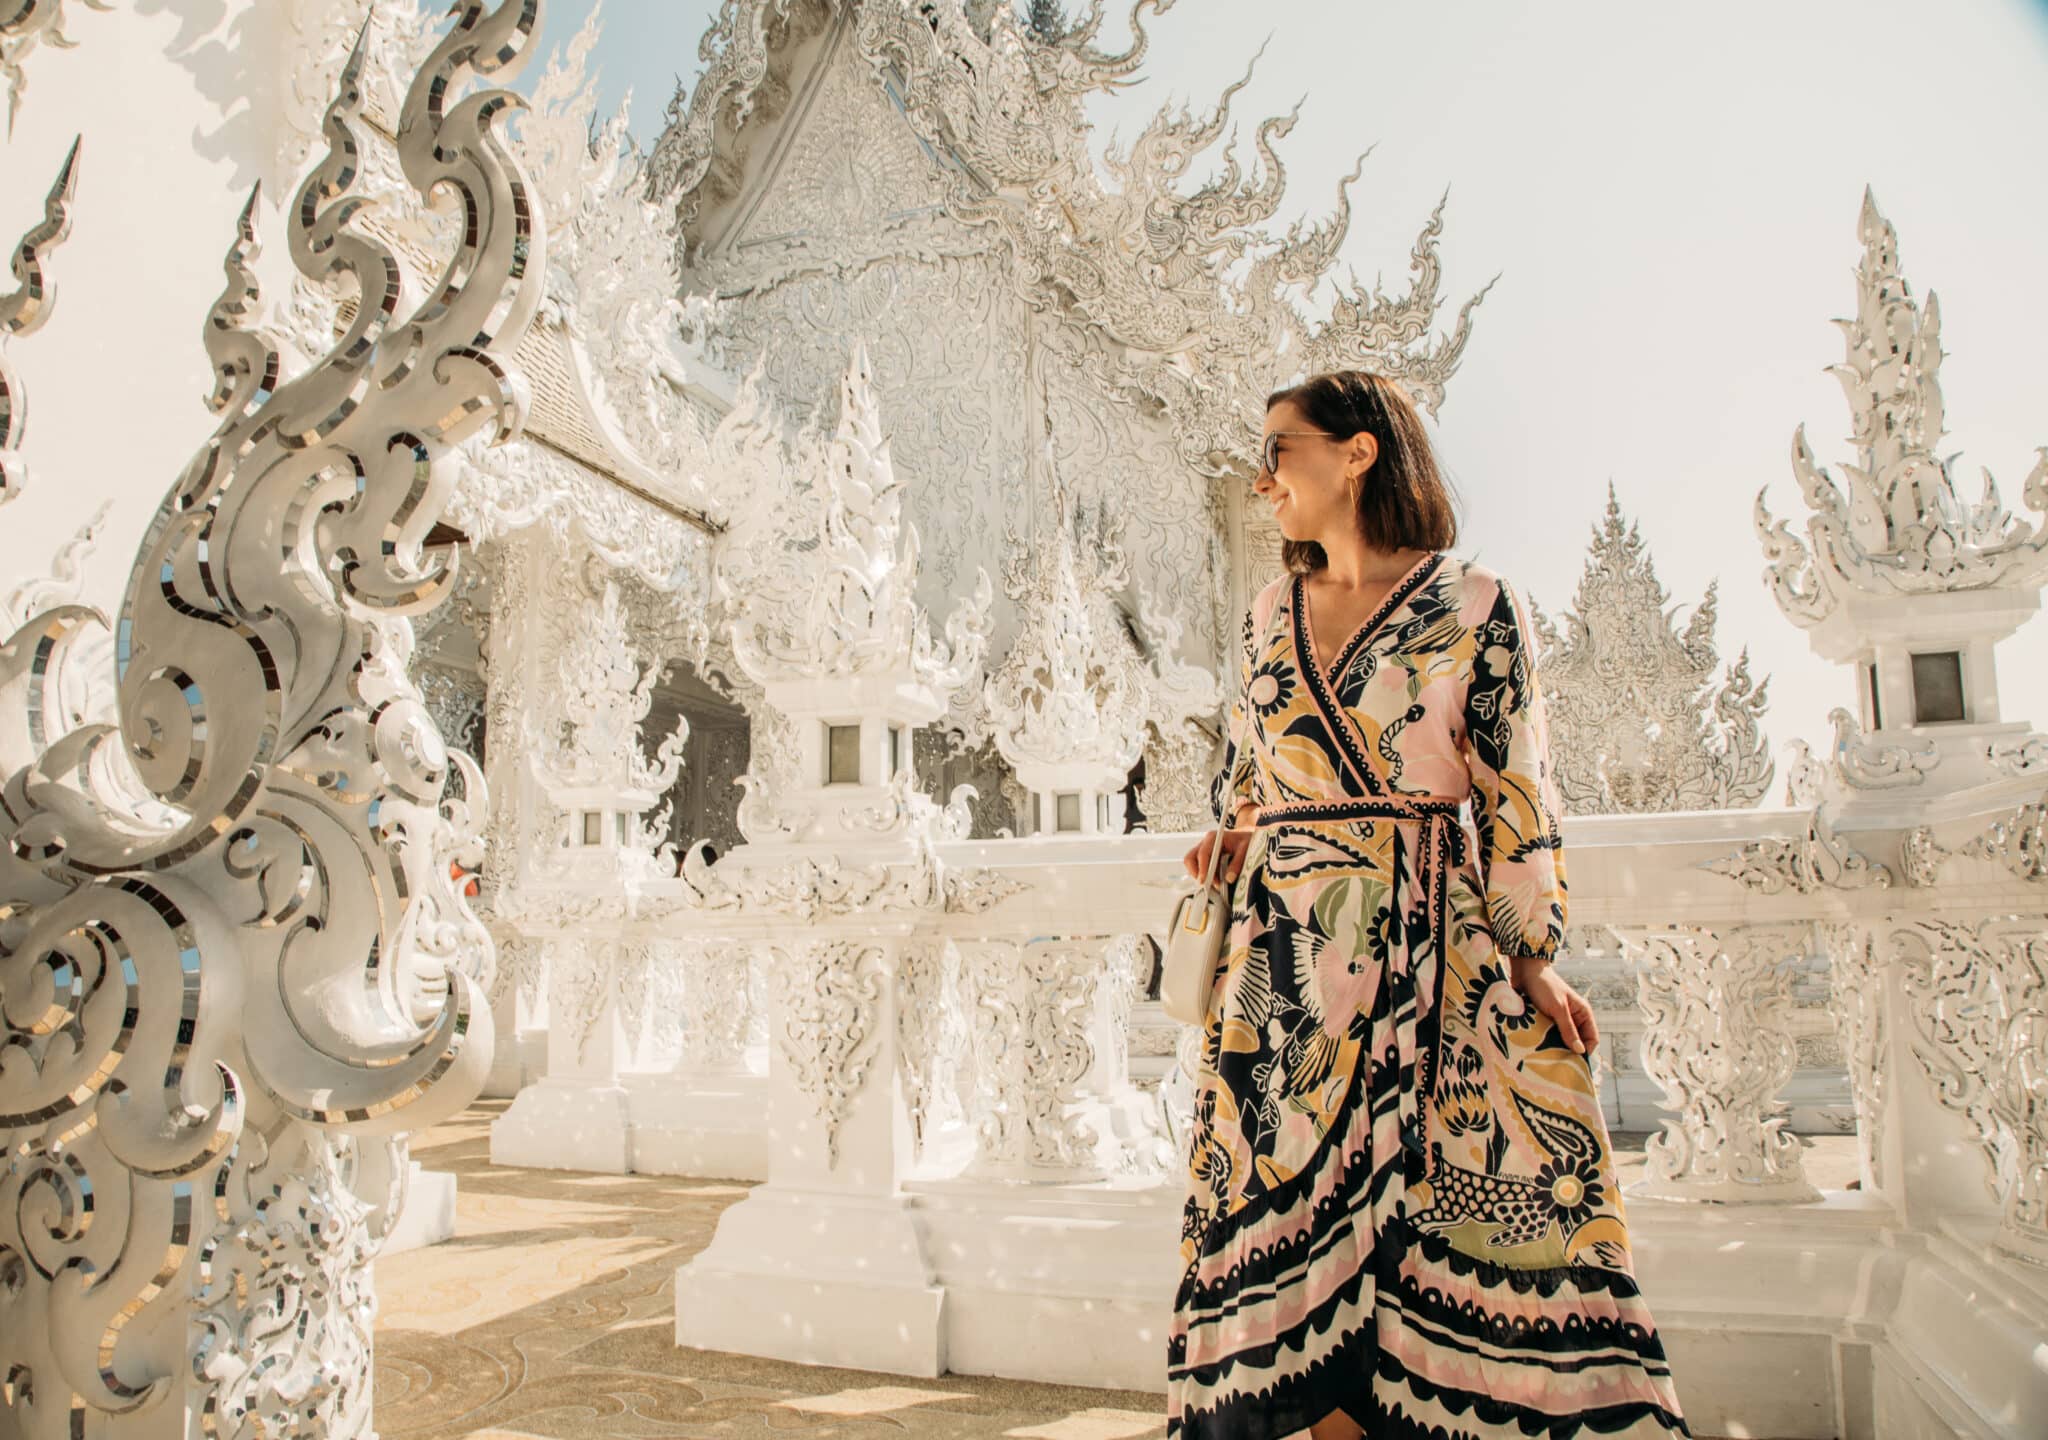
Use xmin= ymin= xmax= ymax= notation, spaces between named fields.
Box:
xmin=1294 ymin=551 xmax=1442 ymax=691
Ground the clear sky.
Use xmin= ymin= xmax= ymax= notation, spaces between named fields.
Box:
xmin=539 ymin=0 xmax=2048 ymax=767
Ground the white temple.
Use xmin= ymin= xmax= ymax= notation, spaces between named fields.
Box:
xmin=0 ymin=2 xmax=2043 ymax=1437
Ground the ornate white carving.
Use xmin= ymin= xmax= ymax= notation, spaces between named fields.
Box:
xmin=0 ymin=137 xmax=77 ymax=505
xmin=661 ymin=0 xmax=1487 ymax=682
xmin=896 ymin=939 xmax=968 ymax=1156
xmin=191 ymin=1128 xmax=380 ymax=1440
xmin=1622 ymin=926 xmax=1820 ymax=1202
xmin=1903 ymin=797 xmax=2048 ymax=888
xmin=1825 ymin=705 xmax=1938 ymax=790
xmin=959 ymin=937 xmax=1104 ymax=1180
xmin=0 ymin=1 xmax=108 ymax=129
xmin=1138 ymin=719 xmax=1218 ymax=832
xmin=1989 ymin=734 xmax=2048 ymax=778
xmin=1891 ymin=917 xmax=2048 ymax=1264
xmin=721 ymin=342 xmax=991 ymax=693
xmin=547 ymin=936 xmax=617 ymax=1065
xmin=676 ymin=939 xmax=757 ymax=1076
xmin=533 ymin=576 xmax=688 ymax=800
xmin=671 ymin=831 xmax=1023 ymax=923
xmin=1702 ymin=812 xmax=1893 ymax=894
xmin=381 ymin=751 xmax=495 ymax=1008
xmin=278 ymin=0 xmax=720 ymax=589
xmin=0 ymin=8 xmax=542 ymax=1433
xmin=1781 ymin=738 xmax=1827 ymax=808
xmin=1757 ymin=190 xmax=2048 ymax=622
xmin=768 ymin=939 xmax=886 ymax=1167
xmin=1532 ymin=486 xmax=1773 ymax=813
xmin=1821 ymin=922 xmax=1886 ymax=1188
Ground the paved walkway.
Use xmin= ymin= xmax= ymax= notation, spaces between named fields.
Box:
xmin=375 ymin=1102 xmax=1859 ymax=1439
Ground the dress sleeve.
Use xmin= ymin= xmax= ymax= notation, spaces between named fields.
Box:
xmin=1208 ymin=579 xmax=1283 ymax=826
xmin=1207 ymin=604 xmax=1259 ymax=825
xmin=1460 ymin=577 xmax=1568 ymax=960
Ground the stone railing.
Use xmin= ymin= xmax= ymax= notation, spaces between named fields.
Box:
xmin=472 ymin=797 xmax=2048 ymax=1434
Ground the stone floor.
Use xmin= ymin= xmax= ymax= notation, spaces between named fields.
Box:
xmin=374 ymin=1101 xmax=1860 ymax=1440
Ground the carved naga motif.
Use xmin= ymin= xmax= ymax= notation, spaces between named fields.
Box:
xmin=0 ymin=4 xmax=545 ymax=1434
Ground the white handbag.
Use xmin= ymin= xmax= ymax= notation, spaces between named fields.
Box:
xmin=1160 ymin=823 xmax=1232 ymax=1025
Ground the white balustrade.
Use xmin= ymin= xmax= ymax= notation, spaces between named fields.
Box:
xmin=1618 ymin=923 xmax=1821 ymax=1202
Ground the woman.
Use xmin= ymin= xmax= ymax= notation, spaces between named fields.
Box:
xmin=1170 ymin=371 xmax=1689 ymax=1439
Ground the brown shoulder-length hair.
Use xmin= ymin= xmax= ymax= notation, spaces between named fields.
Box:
xmin=1266 ymin=370 xmax=1458 ymax=573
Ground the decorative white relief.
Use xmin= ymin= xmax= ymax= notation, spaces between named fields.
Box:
xmin=1757 ymin=190 xmax=2048 ymax=621
xmin=768 ymin=939 xmax=886 ymax=1167
xmin=1531 ymin=487 xmax=1772 ymax=813
xmin=280 ymin=0 xmax=720 ymax=585
xmin=490 ymin=931 xmax=546 ymax=1012
xmin=191 ymin=1127 xmax=379 ymax=1440
xmin=1891 ymin=917 xmax=2048 ymax=1264
xmin=662 ymin=0 xmax=1488 ymax=681
xmin=670 ymin=831 xmax=1023 ymax=923
xmin=720 ymin=342 xmax=991 ymax=694
xmin=1702 ymin=812 xmax=1893 ymax=894
xmin=381 ymin=748 xmax=496 ymax=1011
xmin=1139 ymin=719 xmax=1219 ymax=833
xmin=1897 ymin=798 xmax=2048 ymax=888
xmin=1820 ymin=922 xmax=1886 ymax=1189
xmin=1957 ymin=800 xmax=2048 ymax=883
xmin=548 ymin=937 xmax=621 ymax=1065
xmin=0 ymin=8 xmax=542 ymax=1433
xmin=677 ymin=940 xmax=758 ymax=1076
xmin=0 ymin=138 xmax=78 ymax=505
xmin=1621 ymin=926 xmax=1820 ymax=1202
xmin=1989 ymin=734 xmax=2048 ymax=778
xmin=1781 ymin=738 xmax=1827 ymax=808
xmin=897 ymin=940 xmax=968 ymax=1156
xmin=1825 ymin=706 xmax=1938 ymax=790
xmin=0 ymin=1 xmax=109 ymax=129
xmin=959 ymin=937 xmax=1104 ymax=1179
xmin=532 ymin=575 xmax=688 ymax=800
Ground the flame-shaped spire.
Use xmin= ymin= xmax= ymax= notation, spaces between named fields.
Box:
xmin=0 ymin=135 xmax=78 ymax=503
xmin=1758 ymin=189 xmax=2048 ymax=627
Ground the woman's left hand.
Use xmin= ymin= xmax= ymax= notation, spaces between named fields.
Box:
xmin=1511 ymin=955 xmax=1598 ymax=1056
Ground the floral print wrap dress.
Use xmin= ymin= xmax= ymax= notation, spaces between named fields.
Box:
xmin=1168 ymin=553 xmax=1689 ymax=1439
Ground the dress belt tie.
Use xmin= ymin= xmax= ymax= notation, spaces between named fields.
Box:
xmin=1253 ymin=795 xmax=1461 ymax=825
xmin=1251 ymin=793 xmax=1467 ymax=1182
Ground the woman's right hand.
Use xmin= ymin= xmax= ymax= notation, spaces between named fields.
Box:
xmin=1184 ymin=825 xmax=1255 ymax=885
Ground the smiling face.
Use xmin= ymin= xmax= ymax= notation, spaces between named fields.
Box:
xmin=1255 ymin=399 xmax=1378 ymax=545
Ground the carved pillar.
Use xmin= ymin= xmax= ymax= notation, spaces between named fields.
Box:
xmin=486 ymin=548 xmax=687 ymax=1173
xmin=673 ymin=343 xmax=990 ymax=1374
xmin=675 ymin=926 xmax=943 ymax=1373
xmin=1821 ymin=922 xmax=1887 ymax=1191
xmin=477 ymin=531 xmax=552 ymax=1097
xmin=1620 ymin=924 xmax=1821 ymax=1203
